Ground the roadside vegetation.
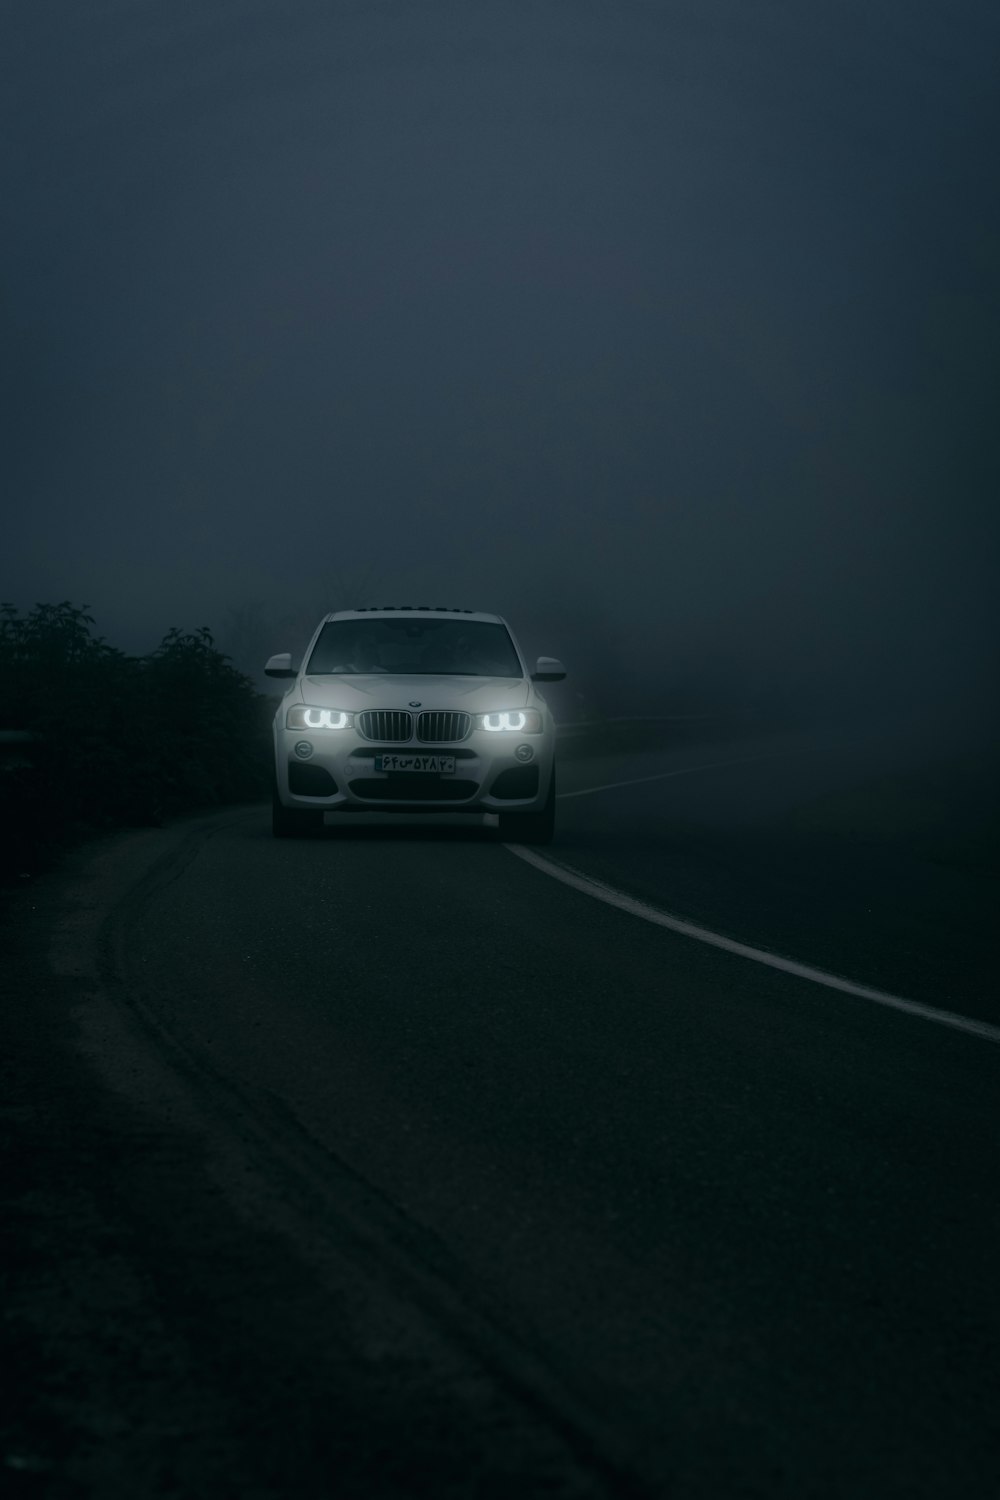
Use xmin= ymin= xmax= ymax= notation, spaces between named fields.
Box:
xmin=0 ymin=602 xmax=273 ymax=882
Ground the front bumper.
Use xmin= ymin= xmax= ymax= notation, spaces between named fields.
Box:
xmin=273 ymin=725 xmax=554 ymax=813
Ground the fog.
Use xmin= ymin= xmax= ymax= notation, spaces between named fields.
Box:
xmin=4 ymin=1 xmax=998 ymax=731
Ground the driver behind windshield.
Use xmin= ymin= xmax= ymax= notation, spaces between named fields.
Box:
xmin=307 ymin=618 xmax=522 ymax=676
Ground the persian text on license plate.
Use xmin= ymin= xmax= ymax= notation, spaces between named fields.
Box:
xmin=375 ymin=754 xmax=456 ymax=773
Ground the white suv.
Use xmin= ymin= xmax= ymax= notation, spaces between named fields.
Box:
xmin=266 ymin=607 xmax=566 ymax=843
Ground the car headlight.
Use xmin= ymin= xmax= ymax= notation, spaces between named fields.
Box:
xmin=475 ymin=710 xmax=543 ymax=733
xmin=285 ymin=706 xmax=354 ymax=730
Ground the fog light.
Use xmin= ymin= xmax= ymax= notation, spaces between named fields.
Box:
xmin=294 ymin=741 xmax=314 ymax=759
xmin=515 ymin=744 xmax=534 ymax=762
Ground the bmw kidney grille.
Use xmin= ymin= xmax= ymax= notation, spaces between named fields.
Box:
xmin=416 ymin=711 xmax=471 ymax=742
xmin=357 ymin=710 xmax=412 ymax=742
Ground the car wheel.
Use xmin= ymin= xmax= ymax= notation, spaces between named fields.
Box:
xmin=497 ymin=768 xmax=556 ymax=845
xmin=272 ymin=787 xmax=324 ymax=839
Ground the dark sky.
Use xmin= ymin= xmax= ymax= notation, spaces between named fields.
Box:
xmin=4 ymin=1 xmax=999 ymax=719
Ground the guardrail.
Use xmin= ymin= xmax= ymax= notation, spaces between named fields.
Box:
xmin=553 ymin=714 xmax=744 ymax=758
xmin=556 ymin=714 xmax=720 ymax=736
xmin=0 ymin=730 xmax=41 ymax=769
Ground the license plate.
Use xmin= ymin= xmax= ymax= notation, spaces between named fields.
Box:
xmin=375 ymin=754 xmax=456 ymax=773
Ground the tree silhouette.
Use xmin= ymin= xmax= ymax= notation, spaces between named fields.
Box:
xmin=0 ymin=603 xmax=271 ymax=878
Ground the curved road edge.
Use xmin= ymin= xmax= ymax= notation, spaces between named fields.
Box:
xmin=1 ymin=807 xmax=639 ymax=1500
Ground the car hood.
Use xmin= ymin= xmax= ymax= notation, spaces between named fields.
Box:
xmin=299 ymin=675 xmax=531 ymax=711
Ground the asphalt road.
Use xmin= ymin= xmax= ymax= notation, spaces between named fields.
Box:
xmin=3 ymin=725 xmax=998 ymax=1498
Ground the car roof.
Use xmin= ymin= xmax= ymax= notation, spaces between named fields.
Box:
xmin=324 ymin=607 xmax=506 ymax=624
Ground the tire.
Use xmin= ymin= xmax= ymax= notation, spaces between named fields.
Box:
xmin=272 ymin=787 xmax=324 ymax=839
xmin=497 ymin=767 xmax=556 ymax=845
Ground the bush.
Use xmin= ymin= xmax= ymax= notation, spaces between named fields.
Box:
xmin=0 ymin=603 xmax=273 ymax=879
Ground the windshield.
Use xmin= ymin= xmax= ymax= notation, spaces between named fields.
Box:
xmin=306 ymin=618 xmax=523 ymax=677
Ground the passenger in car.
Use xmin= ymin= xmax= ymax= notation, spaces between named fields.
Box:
xmin=323 ymin=631 xmax=388 ymax=674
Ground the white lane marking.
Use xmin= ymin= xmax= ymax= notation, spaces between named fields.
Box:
xmin=503 ymin=845 xmax=1000 ymax=1046
xmin=556 ymin=751 xmax=798 ymax=800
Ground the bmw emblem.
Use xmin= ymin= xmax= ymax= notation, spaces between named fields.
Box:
xmin=409 ymin=700 xmax=422 ymax=707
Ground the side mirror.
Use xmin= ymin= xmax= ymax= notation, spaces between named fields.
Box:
xmin=264 ymin=652 xmax=298 ymax=679
xmin=531 ymin=655 xmax=566 ymax=683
